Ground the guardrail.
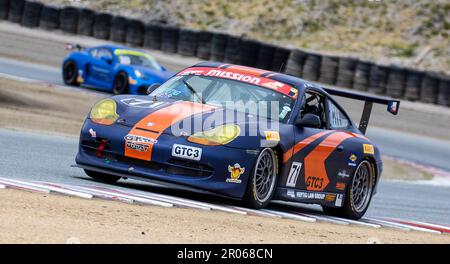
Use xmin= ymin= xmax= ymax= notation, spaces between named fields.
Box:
xmin=0 ymin=0 xmax=449 ymax=107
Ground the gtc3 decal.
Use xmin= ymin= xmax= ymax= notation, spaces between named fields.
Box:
xmin=171 ymin=144 xmax=202 ymax=161
xmin=286 ymin=162 xmax=302 ymax=187
xmin=227 ymin=163 xmax=245 ymax=183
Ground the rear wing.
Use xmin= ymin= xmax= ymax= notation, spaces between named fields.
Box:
xmin=65 ymin=43 xmax=84 ymax=51
xmin=323 ymin=87 xmax=400 ymax=134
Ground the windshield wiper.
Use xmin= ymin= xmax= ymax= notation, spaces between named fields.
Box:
xmin=183 ymin=80 xmax=206 ymax=104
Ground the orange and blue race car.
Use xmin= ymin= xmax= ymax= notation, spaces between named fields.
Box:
xmin=62 ymin=44 xmax=174 ymax=94
xmin=75 ymin=62 xmax=400 ymax=219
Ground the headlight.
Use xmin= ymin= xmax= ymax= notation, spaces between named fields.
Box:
xmin=89 ymin=99 xmax=119 ymax=125
xmin=187 ymin=124 xmax=240 ymax=146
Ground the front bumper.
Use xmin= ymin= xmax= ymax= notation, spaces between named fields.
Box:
xmin=76 ymin=119 xmax=258 ymax=199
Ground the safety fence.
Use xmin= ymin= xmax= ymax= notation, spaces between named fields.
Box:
xmin=0 ymin=0 xmax=449 ymax=106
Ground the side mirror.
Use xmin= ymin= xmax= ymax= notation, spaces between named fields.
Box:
xmin=296 ymin=113 xmax=321 ymax=128
xmin=100 ymin=56 xmax=112 ymax=64
xmin=146 ymin=83 xmax=161 ymax=95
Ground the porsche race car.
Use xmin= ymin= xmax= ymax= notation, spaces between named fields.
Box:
xmin=75 ymin=62 xmax=400 ymax=219
xmin=62 ymin=44 xmax=174 ymax=94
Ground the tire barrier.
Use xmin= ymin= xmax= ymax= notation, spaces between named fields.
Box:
xmin=59 ymin=6 xmax=79 ymax=34
xmin=368 ymin=64 xmax=389 ymax=94
xmin=238 ymin=38 xmax=259 ymax=67
xmin=302 ymin=52 xmax=321 ymax=82
xmin=110 ymin=16 xmax=128 ymax=43
xmin=0 ymin=0 xmax=9 ymax=20
xmin=93 ymin=13 xmax=112 ymax=40
xmin=272 ymin=46 xmax=290 ymax=72
xmin=256 ymin=43 xmax=276 ymax=71
xmin=21 ymin=1 xmax=43 ymax=28
xmin=178 ymin=28 xmax=198 ymax=57
xmin=404 ymin=69 xmax=423 ymax=101
xmin=8 ymin=0 xmax=24 ymax=23
xmin=336 ymin=57 xmax=358 ymax=89
xmin=196 ymin=31 xmax=213 ymax=60
xmin=161 ymin=25 xmax=179 ymax=53
xmin=210 ymin=32 xmax=227 ymax=62
xmin=224 ymin=35 xmax=240 ymax=64
xmin=353 ymin=60 xmax=372 ymax=91
xmin=77 ymin=8 xmax=95 ymax=36
xmin=318 ymin=55 xmax=339 ymax=85
xmin=126 ymin=19 xmax=144 ymax=46
xmin=420 ymin=72 xmax=439 ymax=104
xmin=143 ymin=24 xmax=162 ymax=50
xmin=39 ymin=5 xmax=60 ymax=30
xmin=437 ymin=76 xmax=450 ymax=106
xmin=386 ymin=66 xmax=407 ymax=98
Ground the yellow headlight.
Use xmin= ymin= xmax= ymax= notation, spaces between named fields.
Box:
xmin=89 ymin=99 xmax=119 ymax=125
xmin=187 ymin=124 xmax=240 ymax=146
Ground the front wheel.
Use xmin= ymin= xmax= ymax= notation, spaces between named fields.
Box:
xmin=84 ymin=169 xmax=121 ymax=184
xmin=322 ymin=160 xmax=375 ymax=219
xmin=112 ymin=72 xmax=129 ymax=94
xmin=243 ymin=148 xmax=278 ymax=209
xmin=62 ymin=60 xmax=79 ymax=86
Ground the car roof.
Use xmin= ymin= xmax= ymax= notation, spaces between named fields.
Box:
xmin=191 ymin=62 xmax=327 ymax=94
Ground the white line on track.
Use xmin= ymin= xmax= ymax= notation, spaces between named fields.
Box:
xmin=0 ymin=184 xmax=5 ymax=189
xmin=260 ymin=209 xmax=317 ymax=223
xmin=369 ymin=217 xmax=441 ymax=234
xmin=361 ymin=218 xmax=411 ymax=231
xmin=320 ymin=215 xmax=381 ymax=228
xmin=228 ymin=206 xmax=282 ymax=218
xmin=66 ymin=185 xmax=174 ymax=208
xmin=295 ymin=212 xmax=350 ymax=225
xmin=0 ymin=178 xmax=94 ymax=199
xmin=409 ymin=221 xmax=450 ymax=232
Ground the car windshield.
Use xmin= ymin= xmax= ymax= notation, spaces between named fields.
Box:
xmin=115 ymin=50 xmax=162 ymax=70
xmin=150 ymin=75 xmax=295 ymax=123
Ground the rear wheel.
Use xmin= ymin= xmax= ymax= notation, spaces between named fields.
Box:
xmin=322 ymin=160 xmax=374 ymax=219
xmin=84 ymin=169 xmax=121 ymax=184
xmin=112 ymin=72 xmax=129 ymax=94
xmin=243 ymin=148 xmax=278 ymax=209
xmin=62 ymin=60 xmax=79 ymax=86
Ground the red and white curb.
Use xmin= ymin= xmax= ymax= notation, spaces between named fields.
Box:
xmin=0 ymin=176 xmax=448 ymax=235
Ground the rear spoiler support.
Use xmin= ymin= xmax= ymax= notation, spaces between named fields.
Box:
xmin=323 ymin=87 xmax=400 ymax=135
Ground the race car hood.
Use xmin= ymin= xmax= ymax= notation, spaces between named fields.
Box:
xmin=110 ymin=95 xmax=282 ymax=149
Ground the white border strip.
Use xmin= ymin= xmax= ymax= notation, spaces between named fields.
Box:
xmin=1 ymin=178 xmax=93 ymax=199
xmin=229 ymin=206 xmax=282 ymax=218
xmin=71 ymin=186 xmax=173 ymax=208
xmin=362 ymin=217 xmax=411 ymax=231
xmin=322 ymin=215 xmax=381 ymax=228
xmin=48 ymin=183 xmax=134 ymax=204
xmin=410 ymin=220 xmax=450 ymax=232
xmin=298 ymin=213 xmax=350 ymax=225
xmin=261 ymin=209 xmax=316 ymax=223
xmin=370 ymin=217 xmax=441 ymax=234
xmin=0 ymin=184 xmax=5 ymax=189
xmin=0 ymin=178 xmax=50 ymax=194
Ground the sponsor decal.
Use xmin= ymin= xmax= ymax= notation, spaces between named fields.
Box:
xmin=124 ymin=134 xmax=157 ymax=144
xmin=288 ymin=88 xmax=298 ymax=97
xmin=388 ymin=101 xmax=398 ymax=114
xmin=335 ymin=194 xmax=343 ymax=207
xmin=171 ymin=144 xmax=202 ymax=161
xmin=120 ymin=98 xmax=165 ymax=108
xmin=296 ymin=191 xmax=325 ymax=200
xmin=205 ymin=69 xmax=261 ymax=85
xmin=126 ymin=141 xmax=149 ymax=152
xmin=261 ymin=81 xmax=284 ymax=90
xmin=336 ymin=182 xmax=346 ymax=191
xmin=286 ymin=162 xmax=302 ymax=187
xmin=264 ymin=131 xmax=280 ymax=141
xmin=338 ymin=169 xmax=350 ymax=178
xmin=227 ymin=163 xmax=245 ymax=183
xmin=348 ymin=154 xmax=357 ymax=167
xmin=325 ymin=194 xmax=337 ymax=202
xmin=88 ymin=128 xmax=96 ymax=138
xmin=306 ymin=176 xmax=324 ymax=190
xmin=363 ymin=144 xmax=374 ymax=155
xmin=287 ymin=189 xmax=295 ymax=198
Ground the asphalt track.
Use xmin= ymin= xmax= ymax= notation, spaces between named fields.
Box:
xmin=0 ymin=128 xmax=449 ymax=225
xmin=1 ymin=56 xmax=450 ymax=171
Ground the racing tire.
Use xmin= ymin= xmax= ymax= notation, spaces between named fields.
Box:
xmin=322 ymin=160 xmax=375 ymax=220
xmin=62 ymin=60 xmax=79 ymax=86
xmin=84 ymin=169 xmax=121 ymax=184
xmin=243 ymin=148 xmax=279 ymax=209
xmin=112 ymin=72 xmax=129 ymax=95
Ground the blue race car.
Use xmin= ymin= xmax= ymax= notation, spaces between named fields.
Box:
xmin=62 ymin=44 xmax=174 ymax=94
xmin=75 ymin=62 xmax=400 ymax=219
